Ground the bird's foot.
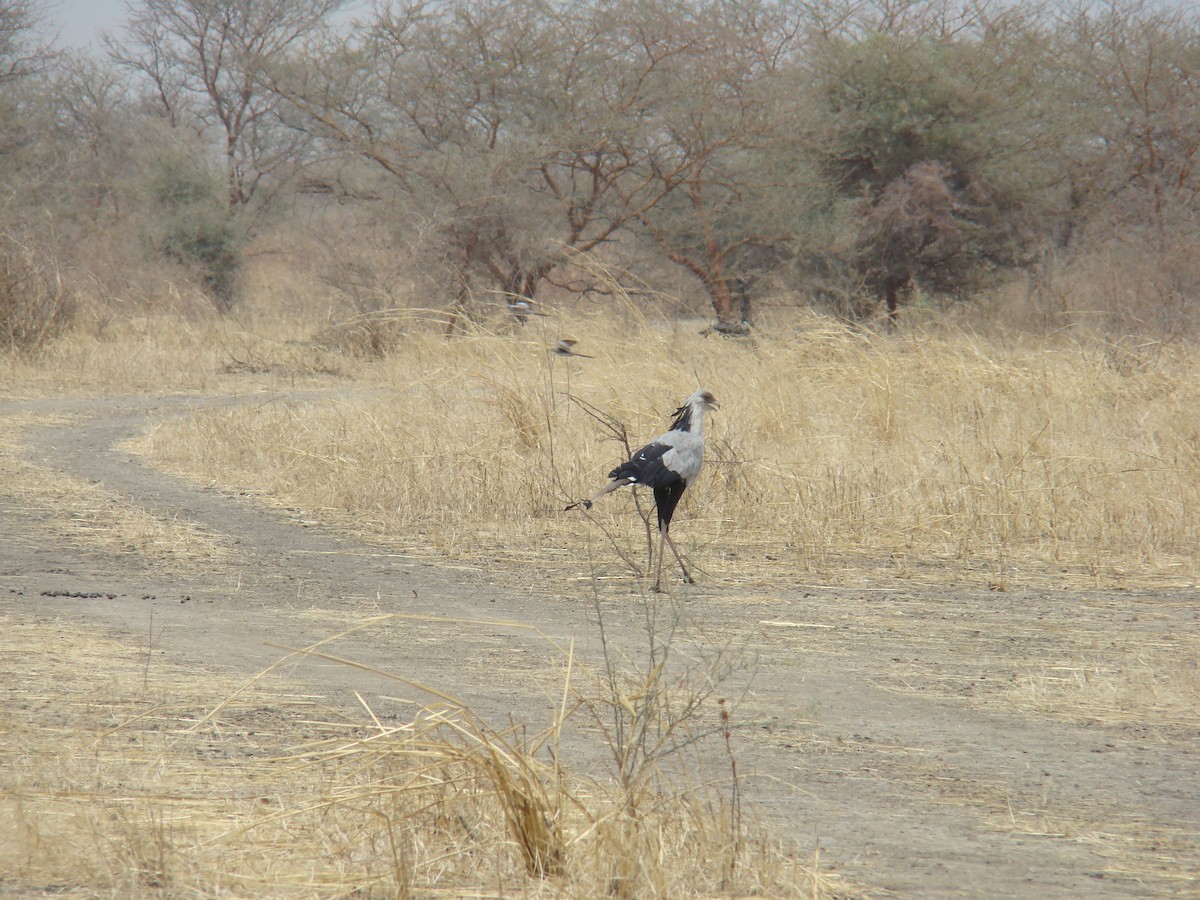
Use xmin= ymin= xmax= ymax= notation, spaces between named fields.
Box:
xmin=564 ymin=499 xmax=593 ymax=512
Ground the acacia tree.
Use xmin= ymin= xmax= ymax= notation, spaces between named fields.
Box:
xmin=0 ymin=0 xmax=49 ymax=80
xmin=1054 ymin=0 xmax=1200 ymax=246
xmin=799 ymin=3 xmax=1064 ymax=320
xmin=276 ymin=0 xmax=824 ymax=326
xmin=45 ymin=55 xmax=140 ymax=230
xmin=109 ymin=0 xmax=346 ymax=213
xmin=105 ymin=0 xmax=345 ymax=309
xmin=0 ymin=0 xmax=71 ymax=350
xmin=605 ymin=0 xmax=810 ymax=329
xmin=275 ymin=0 xmax=710 ymax=318
xmin=0 ymin=0 xmax=55 ymax=165
xmin=854 ymin=160 xmax=975 ymax=317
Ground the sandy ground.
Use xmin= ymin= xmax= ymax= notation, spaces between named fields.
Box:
xmin=2 ymin=389 xmax=1198 ymax=897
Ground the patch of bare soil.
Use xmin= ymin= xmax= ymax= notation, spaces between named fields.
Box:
xmin=2 ymin=391 xmax=1197 ymax=897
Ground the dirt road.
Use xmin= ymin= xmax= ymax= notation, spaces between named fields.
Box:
xmin=3 ymin=390 xmax=1197 ymax=897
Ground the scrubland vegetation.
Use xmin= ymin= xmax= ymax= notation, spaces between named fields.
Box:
xmin=2 ymin=613 xmax=847 ymax=898
xmin=2 ymin=0 xmax=1199 ymax=895
xmin=2 ymin=0 xmax=1196 ymax=585
xmin=2 ymin=0 xmax=1198 ymax=342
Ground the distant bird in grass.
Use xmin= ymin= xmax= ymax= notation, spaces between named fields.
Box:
xmin=552 ymin=338 xmax=593 ymax=358
xmin=507 ymin=296 xmax=546 ymax=323
xmin=568 ymin=390 xmax=718 ymax=591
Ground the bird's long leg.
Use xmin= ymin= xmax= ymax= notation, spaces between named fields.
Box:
xmin=657 ymin=520 xmax=696 ymax=592
xmin=661 ymin=527 xmax=694 ymax=584
xmin=653 ymin=525 xmax=667 ymax=592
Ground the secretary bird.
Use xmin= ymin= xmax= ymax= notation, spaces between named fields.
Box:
xmin=568 ymin=390 xmax=718 ymax=591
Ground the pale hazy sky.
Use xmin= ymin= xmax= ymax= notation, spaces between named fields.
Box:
xmin=48 ymin=0 xmax=128 ymax=48
xmin=47 ymin=0 xmax=368 ymax=49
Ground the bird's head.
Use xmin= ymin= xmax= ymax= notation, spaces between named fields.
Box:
xmin=691 ymin=390 xmax=718 ymax=412
xmin=670 ymin=390 xmax=718 ymax=431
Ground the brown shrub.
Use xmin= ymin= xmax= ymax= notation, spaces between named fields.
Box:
xmin=0 ymin=234 xmax=74 ymax=353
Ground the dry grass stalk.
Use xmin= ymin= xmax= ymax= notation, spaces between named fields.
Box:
xmin=253 ymin=619 xmax=837 ymax=897
xmin=0 ymin=233 xmax=73 ymax=354
xmin=0 ymin=617 xmax=331 ymax=895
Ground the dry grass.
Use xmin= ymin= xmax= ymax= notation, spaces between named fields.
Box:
xmin=0 ymin=615 xmax=847 ymax=898
xmin=3 ymin=279 xmax=1199 ymax=894
xmin=0 ymin=306 xmax=364 ymax=399
xmin=123 ymin=307 xmax=1200 ymax=590
xmin=1011 ymin=648 xmax=1200 ymax=728
xmin=105 ymin=301 xmax=1200 ymax=735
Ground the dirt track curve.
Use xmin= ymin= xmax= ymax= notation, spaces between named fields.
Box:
xmin=2 ymin=390 xmax=1198 ymax=897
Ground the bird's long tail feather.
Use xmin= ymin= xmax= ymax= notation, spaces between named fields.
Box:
xmin=565 ymin=478 xmax=632 ymax=512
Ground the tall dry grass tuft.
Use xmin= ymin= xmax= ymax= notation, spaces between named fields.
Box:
xmin=128 ymin=306 xmax=1200 ymax=587
xmin=2 ymin=616 xmax=846 ymax=897
xmin=1016 ymin=239 xmax=1200 ymax=339
xmin=270 ymin=687 xmax=569 ymax=888
xmin=259 ymin=618 xmax=835 ymax=898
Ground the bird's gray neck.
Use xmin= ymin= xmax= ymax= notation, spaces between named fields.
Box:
xmin=671 ymin=406 xmax=704 ymax=436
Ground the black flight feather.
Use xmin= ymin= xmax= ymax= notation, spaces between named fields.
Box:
xmin=606 ymin=441 xmax=683 ymax=490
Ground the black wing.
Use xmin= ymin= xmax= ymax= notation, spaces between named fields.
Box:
xmin=608 ymin=441 xmax=684 ymax=490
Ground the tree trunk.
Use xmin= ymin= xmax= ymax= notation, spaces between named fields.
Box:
xmin=707 ymin=277 xmax=752 ymax=336
xmin=883 ymin=275 xmax=903 ymax=327
xmin=710 ymin=277 xmax=734 ymax=322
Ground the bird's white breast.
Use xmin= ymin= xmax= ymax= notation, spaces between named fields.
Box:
xmin=660 ymin=430 xmax=705 ymax=482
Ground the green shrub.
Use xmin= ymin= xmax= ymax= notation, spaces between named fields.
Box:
xmin=145 ymin=157 xmax=241 ymax=312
